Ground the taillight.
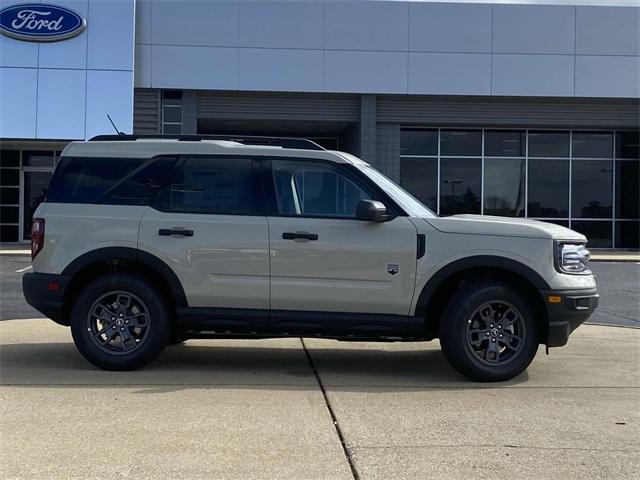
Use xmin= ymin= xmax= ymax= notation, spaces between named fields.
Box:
xmin=31 ymin=218 xmax=45 ymax=260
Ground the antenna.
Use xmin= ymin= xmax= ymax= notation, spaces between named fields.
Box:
xmin=106 ymin=114 xmax=124 ymax=135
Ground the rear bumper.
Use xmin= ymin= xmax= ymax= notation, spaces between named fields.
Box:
xmin=23 ymin=272 xmax=71 ymax=326
xmin=540 ymin=288 xmax=599 ymax=347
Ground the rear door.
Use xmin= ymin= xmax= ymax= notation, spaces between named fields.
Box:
xmin=265 ymin=158 xmax=418 ymax=335
xmin=137 ymin=155 xmax=270 ymax=329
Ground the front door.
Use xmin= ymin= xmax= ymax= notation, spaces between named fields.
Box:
xmin=266 ymin=159 xmax=418 ymax=335
xmin=138 ymin=156 xmax=269 ymax=330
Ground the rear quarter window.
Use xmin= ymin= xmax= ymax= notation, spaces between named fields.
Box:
xmin=47 ymin=156 xmax=176 ymax=205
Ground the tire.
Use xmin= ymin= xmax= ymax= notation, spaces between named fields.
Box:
xmin=70 ymin=273 xmax=170 ymax=370
xmin=439 ymin=281 xmax=540 ymax=382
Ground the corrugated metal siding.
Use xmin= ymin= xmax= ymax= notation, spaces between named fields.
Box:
xmin=133 ymin=89 xmax=161 ymax=134
xmin=377 ymin=96 xmax=640 ymax=129
xmin=198 ymin=92 xmax=359 ymax=122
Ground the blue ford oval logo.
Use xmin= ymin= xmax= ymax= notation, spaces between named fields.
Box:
xmin=0 ymin=3 xmax=86 ymax=42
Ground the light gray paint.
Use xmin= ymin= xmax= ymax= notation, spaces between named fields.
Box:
xmin=576 ymin=6 xmax=640 ymax=56
xmin=239 ymin=1 xmax=324 ymax=49
xmin=325 ymin=1 xmax=408 ymax=51
xmin=135 ymin=0 xmax=640 ymax=99
xmin=408 ymin=3 xmax=492 ymax=53
xmin=409 ymin=53 xmax=491 ymax=95
xmin=492 ymin=4 xmax=575 ymax=54
xmin=492 ymin=54 xmax=575 ymax=96
xmin=324 ymin=51 xmax=409 ymax=94
xmin=239 ymin=49 xmax=324 ymax=92
xmin=151 ymin=46 xmax=238 ymax=90
xmin=575 ymin=56 xmax=640 ymax=98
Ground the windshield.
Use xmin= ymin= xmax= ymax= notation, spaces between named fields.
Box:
xmin=355 ymin=164 xmax=437 ymax=218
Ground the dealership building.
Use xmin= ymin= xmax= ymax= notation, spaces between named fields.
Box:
xmin=1 ymin=0 xmax=638 ymax=248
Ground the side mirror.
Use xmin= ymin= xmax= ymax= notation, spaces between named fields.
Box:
xmin=356 ymin=199 xmax=390 ymax=222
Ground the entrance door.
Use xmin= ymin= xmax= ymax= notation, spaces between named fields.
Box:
xmin=22 ymin=170 xmax=51 ymax=241
xmin=266 ymin=158 xmax=418 ymax=335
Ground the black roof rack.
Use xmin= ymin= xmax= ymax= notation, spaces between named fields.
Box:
xmin=88 ymin=134 xmax=326 ymax=151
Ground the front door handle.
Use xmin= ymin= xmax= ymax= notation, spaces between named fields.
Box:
xmin=282 ymin=231 xmax=319 ymax=241
xmin=158 ymin=228 xmax=194 ymax=237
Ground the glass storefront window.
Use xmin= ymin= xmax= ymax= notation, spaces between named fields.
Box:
xmin=483 ymin=158 xmax=525 ymax=217
xmin=484 ymin=131 xmax=525 ymax=157
xmin=440 ymin=158 xmax=481 ymax=215
xmin=615 ymin=221 xmax=639 ymax=249
xmin=571 ymin=160 xmax=613 ymax=218
xmin=572 ymin=132 xmax=613 ymax=158
xmin=400 ymin=129 xmax=437 ymax=156
xmin=615 ymin=160 xmax=639 ymax=219
xmin=615 ymin=131 xmax=640 ymax=159
xmin=528 ymin=131 xmax=569 ymax=158
xmin=1 ymin=150 xmax=19 ymax=167
xmin=440 ymin=130 xmax=482 ymax=156
xmin=527 ymin=159 xmax=569 ymax=218
xmin=571 ymin=221 xmax=613 ymax=248
xmin=400 ymin=157 xmax=438 ymax=212
xmin=23 ymin=151 xmax=54 ymax=168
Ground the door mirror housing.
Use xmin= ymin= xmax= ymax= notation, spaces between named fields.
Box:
xmin=356 ymin=199 xmax=390 ymax=222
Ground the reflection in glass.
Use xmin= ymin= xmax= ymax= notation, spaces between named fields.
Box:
xmin=400 ymin=130 xmax=437 ymax=156
xmin=440 ymin=158 xmax=481 ymax=215
xmin=440 ymin=130 xmax=482 ymax=156
xmin=400 ymin=157 xmax=438 ymax=212
xmin=571 ymin=221 xmax=612 ymax=248
xmin=616 ymin=160 xmax=639 ymax=219
xmin=571 ymin=160 xmax=612 ymax=218
xmin=572 ymin=132 xmax=612 ymax=158
xmin=615 ymin=131 xmax=640 ymax=159
xmin=527 ymin=159 xmax=569 ymax=217
xmin=23 ymin=151 xmax=54 ymax=168
xmin=615 ymin=221 xmax=639 ymax=249
xmin=23 ymin=171 xmax=51 ymax=240
xmin=484 ymin=131 xmax=525 ymax=157
xmin=528 ymin=131 xmax=569 ymax=158
xmin=483 ymin=158 xmax=525 ymax=217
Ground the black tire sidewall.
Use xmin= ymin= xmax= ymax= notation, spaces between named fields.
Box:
xmin=439 ymin=282 xmax=540 ymax=382
xmin=70 ymin=274 xmax=170 ymax=370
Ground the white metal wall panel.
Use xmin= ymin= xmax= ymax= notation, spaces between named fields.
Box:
xmin=576 ymin=6 xmax=640 ymax=56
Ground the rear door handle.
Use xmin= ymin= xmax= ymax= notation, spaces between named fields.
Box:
xmin=158 ymin=228 xmax=194 ymax=237
xmin=282 ymin=231 xmax=319 ymax=241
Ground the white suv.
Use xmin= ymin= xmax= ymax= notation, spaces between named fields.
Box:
xmin=23 ymin=135 xmax=598 ymax=381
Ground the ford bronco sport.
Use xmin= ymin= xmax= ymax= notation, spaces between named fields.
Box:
xmin=23 ymin=135 xmax=599 ymax=381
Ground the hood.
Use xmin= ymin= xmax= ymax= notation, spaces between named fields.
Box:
xmin=425 ymin=214 xmax=586 ymax=241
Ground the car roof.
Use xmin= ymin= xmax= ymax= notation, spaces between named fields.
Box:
xmin=61 ymin=139 xmax=366 ymax=165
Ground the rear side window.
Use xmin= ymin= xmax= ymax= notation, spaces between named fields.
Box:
xmin=154 ymin=156 xmax=254 ymax=215
xmin=47 ymin=156 xmax=176 ymax=205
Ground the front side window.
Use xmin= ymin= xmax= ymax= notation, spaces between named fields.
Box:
xmin=156 ymin=157 xmax=253 ymax=215
xmin=271 ymin=160 xmax=373 ymax=218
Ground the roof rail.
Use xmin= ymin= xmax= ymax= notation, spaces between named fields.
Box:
xmin=88 ymin=134 xmax=326 ymax=151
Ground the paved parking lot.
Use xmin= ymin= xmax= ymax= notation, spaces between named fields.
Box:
xmin=1 ymin=255 xmax=638 ymax=479
xmin=1 ymin=319 xmax=639 ymax=479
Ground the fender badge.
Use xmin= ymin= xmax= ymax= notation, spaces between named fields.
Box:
xmin=387 ymin=263 xmax=399 ymax=275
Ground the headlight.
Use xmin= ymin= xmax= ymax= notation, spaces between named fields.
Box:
xmin=555 ymin=242 xmax=591 ymax=275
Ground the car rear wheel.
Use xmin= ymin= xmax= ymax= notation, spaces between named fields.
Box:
xmin=439 ymin=281 xmax=540 ymax=382
xmin=70 ymin=274 xmax=170 ymax=370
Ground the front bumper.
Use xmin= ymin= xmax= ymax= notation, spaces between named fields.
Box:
xmin=23 ymin=272 xmax=71 ymax=326
xmin=540 ymin=288 xmax=599 ymax=347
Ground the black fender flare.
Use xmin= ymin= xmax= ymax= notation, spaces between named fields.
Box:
xmin=413 ymin=255 xmax=550 ymax=319
xmin=62 ymin=247 xmax=188 ymax=307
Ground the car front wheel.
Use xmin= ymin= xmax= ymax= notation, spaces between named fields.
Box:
xmin=439 ymin=281 xmax=541 ymax=382
xmin=70 ymin=274 xmax=170 ymax=370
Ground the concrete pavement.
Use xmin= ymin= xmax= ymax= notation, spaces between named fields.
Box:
xmin=1 ymin=319 xmax=638 ymax=479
